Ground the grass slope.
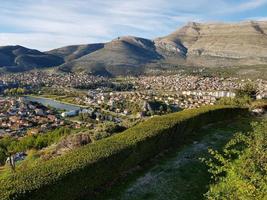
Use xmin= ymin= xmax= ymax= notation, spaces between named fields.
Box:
xmin=93 ymin=117 xmax=257 ymax=200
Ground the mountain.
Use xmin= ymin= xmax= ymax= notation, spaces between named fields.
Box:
xmin=155 ymin=21 xmax=267 ymax=66
xmin=1 ymin=21 xmax=267 ymax=76
xmin=48 ymin=36 xmax=163 ymax=76
xmin=47 ymin=43 xmax=104 ymax=62
xmin=52 ymin=21 xmax=267 ymax=76
xmin=0 ymin=45 xmax=63 ymax=72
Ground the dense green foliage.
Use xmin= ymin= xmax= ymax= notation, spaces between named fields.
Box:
xmin=91 ymin=122 xmax=126 ymax=141
xmin=216 ymin=96 xmax=252 ymax=107
xmin=235 ymin=82 xmax=257 ymax=98
xmin=4 ymin=88 xmax=27 ymax=96
xmin=0 ymin=127 xmax=71 ymax=165
xmin=216 ymin=82 xmax=259 ymax=107
xmin=204 ymin=121 xmax=267 ymax=199
xmin=0 ymin=106 xmax=247 ymax=200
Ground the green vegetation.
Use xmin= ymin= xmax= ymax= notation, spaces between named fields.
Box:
xmin=4 ymin=88 xmax=27 ymax=96
xmin=91 ymin=122 xmax=126 ymax=141
xmin=216 ymin=96 xmax=252 ymax=107
xmin=0 ymin=105 xmax=247 ymax=200
xmin=216 ymin=83 xmax=264 ymax=107
xmin=204 ymin=121 xmax=267 ymax=200
xmin=235 ymin=82 xmax=257 ymax=99
xmin=0 ymin=127 xmax=71 ymax=166
xmin=216 ymin=97 xmax=267 ymax=110
xmin=95 ymin=117 xmax=255 ymax=200
xmin=250 ymin=99 xmax=267 ymax=109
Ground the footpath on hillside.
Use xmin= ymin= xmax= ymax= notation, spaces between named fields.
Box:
xmin=92 ymin=116 xmax=262 ymax=200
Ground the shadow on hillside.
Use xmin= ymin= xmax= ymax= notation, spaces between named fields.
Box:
xmin=83 ymin=116 xmax=256 ymax=200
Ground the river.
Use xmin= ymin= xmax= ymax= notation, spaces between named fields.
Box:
xmin=23 ymin=96 xmax=82 ymax=111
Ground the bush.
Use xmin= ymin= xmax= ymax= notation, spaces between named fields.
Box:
xmin=204 ymin=121 xmax=267 ymax=200
xmin=0 ymin=106 xmax=247 ymax=200
xmin=235 ymin=82 xmax=257 ymax=98
xmin=0 ymin=128 xmax=72 ymax=156
xmin=216 ymin=96 xmax=252 ymax=107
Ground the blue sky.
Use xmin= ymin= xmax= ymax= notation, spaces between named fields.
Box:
xmin=0 ymin=0 xmax=267 ymax=50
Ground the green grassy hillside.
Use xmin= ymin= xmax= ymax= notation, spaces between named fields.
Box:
xmin=0 ymin=106 xmax=246 ymax=200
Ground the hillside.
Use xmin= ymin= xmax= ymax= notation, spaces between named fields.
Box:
xmin=54 ymin=36 xmax=163 ymax=76
xmin=95 ymin=117 xmax=257 ymax=200
xmin=0 ymin=106 xmax=246 ymax=200
xmin=47 ymin=43 xmax=104 ymax=62
xmin=156 ymin=21 xmax=267 ymax=67
xmin=0 ymin=45 xmax=63 ymax=72
xmin=55 ymin=21 xmax=267 ymax=76
xmin=1 ymin=21 xmax=267 ymax=76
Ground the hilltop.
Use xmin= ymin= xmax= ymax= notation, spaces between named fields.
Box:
xmin=156 ymin=21 xmax=267 ymax=66
xmin=1 ymin=21 xmax=267 ymax=76
xmin=0 ymin=45 xmax=63 ymax=72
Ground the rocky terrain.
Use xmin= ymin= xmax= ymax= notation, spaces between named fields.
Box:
xmin=1 ymin=21 xmax=267 ymax=76
xmin=156 ymin=21 xmax=267 ymax=67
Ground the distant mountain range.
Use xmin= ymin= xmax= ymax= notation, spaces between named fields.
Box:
xmin=1 ymin=21 xmax=267 ymax=76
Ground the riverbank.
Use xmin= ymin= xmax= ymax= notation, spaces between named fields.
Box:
xmin=24 ymin=95 xmax=87 ymax=111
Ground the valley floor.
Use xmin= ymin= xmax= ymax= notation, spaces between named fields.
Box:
xmin=91 ymin=116 xmax=262 ymax=200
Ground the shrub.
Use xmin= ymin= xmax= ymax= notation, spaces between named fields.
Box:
xmin=0 ymin=106 xmax=247 ymax=200
xmin=0 ymin=127 xmax=72 ymax=157
xmin=235 ymin=82 xmax=257 ymax=98
xmin=204 ymin=121 xmax=267 ymax=200
xmin=216 ymin=96 xmax=252 ymax=107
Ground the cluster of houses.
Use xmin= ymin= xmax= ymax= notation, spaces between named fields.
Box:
xmin=0 ymin=97 xmax=64 ymax=138
xmin=255 ymin=79 xmax=267 ymax=99
xmin=0 ymin=71 xmax=108 ymax=90
xmin=1 ymin=72 xmax=266 ymax=123
xmin=135 ymin=75 xmax=242 ymax=92
xmin=61 ymin=107 xmax=122 ymax=123
xmin=82 ymin=90 xmax=219 ymax=114
xmin=79 ymin=75 xmax=266 ymax=112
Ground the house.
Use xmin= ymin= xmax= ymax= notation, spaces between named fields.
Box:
xmin=61 ymin=110 xmax=78 ymax=117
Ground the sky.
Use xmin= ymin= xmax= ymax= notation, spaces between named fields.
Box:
xmin=0 ymin=0 xmax=267 ymax=51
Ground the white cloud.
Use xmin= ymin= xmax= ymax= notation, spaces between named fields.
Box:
xmin=0 ymin=32 xmax=102 ymax=51
xmin=246 ymin=16 xmax=267 ymax=21
xmin=214 ymin=0 xmax=267 ymax=14
xmin=235 ymin=0 xmax=267 ymax=11
xmin=0 ymin=0 xmax=266 ymax=50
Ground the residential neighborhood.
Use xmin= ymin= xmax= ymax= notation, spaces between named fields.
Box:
xmin=0 ymin=97 xmax=64 ymax=138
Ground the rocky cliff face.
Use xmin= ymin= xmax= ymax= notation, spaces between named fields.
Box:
xmin=156 ymin=21 xmax=267 ymax=66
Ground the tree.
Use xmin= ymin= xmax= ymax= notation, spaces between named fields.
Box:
xmin=236 ymin=82 xmax=257 ymax=98
xmin=3 ymin=87 xmax=26 ymax=96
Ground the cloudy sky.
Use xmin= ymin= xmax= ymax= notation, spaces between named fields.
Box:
xmin=0 ymin=0 xmax=267 ymax=50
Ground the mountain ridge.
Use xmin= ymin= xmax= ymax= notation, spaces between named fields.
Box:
xmin=1 ymin=21 xmax=267 ymax=76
